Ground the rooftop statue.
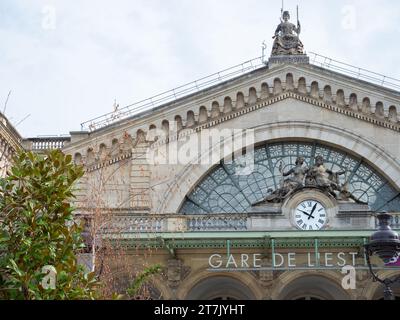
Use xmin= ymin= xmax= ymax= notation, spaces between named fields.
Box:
xmin=271 ymin=10 xmax=304 ymax=56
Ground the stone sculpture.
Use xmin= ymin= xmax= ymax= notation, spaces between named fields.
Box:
xmin=257 ymin=155 xmax=364 ymax=204
xmin=271 ymin=10 xmax=304 ymax=56
xmin=263 ymin=157 xmax=309 ymax=203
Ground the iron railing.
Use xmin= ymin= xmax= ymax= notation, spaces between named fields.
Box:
xmin=80 ymin=56 xmax=267 ymax=132
xmin=309 ymin=52 xmax=400 ymax=91
xmin=78 ymin=53 xmax=400 ymax=133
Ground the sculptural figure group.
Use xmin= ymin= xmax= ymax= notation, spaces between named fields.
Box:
xmin=263 ymin=155 xmax=361 ymax=204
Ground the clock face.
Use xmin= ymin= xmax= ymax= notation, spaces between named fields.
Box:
xmin=295 ymin=200 xmax=327 ymax=231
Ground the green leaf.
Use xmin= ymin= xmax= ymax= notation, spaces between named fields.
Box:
xmin=0 ymin=150 xmax=100 ymax=300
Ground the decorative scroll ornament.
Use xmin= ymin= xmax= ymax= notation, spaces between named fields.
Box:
xmin=271 ymin=10 xmax=304 ymax=56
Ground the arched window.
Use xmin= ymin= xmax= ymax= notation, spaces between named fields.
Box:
xmin=180 ymin=141 xmax=400 ymax=214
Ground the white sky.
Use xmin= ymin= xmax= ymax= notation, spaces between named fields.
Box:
xmin=1 ymin=0 xmax=399 ymax=137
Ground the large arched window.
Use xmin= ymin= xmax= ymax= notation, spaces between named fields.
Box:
xmin=180 ymin=141 xmax=400 ymax=214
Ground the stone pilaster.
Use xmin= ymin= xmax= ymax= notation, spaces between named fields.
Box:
xmin=130 ymin=142 xmax=151 ymax=210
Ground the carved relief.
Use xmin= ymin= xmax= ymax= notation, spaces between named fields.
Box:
xmin=164 ymin=259 xmax=191 ymax=289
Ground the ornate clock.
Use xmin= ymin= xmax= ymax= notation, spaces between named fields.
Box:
xmin=294 ymin=200 xmax=327 ymax=231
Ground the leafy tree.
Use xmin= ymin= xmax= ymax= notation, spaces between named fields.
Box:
xmin=0 ymin=150 xmax=99 ymax=300
xmin=126 ymin=264 xmax=162 ymax=299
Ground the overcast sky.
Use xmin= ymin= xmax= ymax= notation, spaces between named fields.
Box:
xmin=1 ymin=0 xmax=399 ymax=137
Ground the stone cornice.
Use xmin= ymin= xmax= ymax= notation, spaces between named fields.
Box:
xmin=85 ymin=151 xmax=132 ymax=173
xmin=63 ymin=64 xmax=400 ymax=152
xmin=199 ymin=90 xmax=400 ymax=131
xmin=149 ymin=91 xmax=400 ymax=151
xmin=277 ymin=63 xmax=400 ymax=101
xmin=0 ymin=126 xmax=22 ymax=154
xmin=83 ymin=89 xmax=400 ymax=175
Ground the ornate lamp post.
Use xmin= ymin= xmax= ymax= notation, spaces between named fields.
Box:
xmin=365 ymin=212 xmax=400 ymax=300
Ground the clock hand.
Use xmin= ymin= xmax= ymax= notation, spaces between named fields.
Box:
xmin=308 ymin=203 xmax=318 ymax=220
xmin=311 ymin=203 xmax=318 ymax=219
xmin=298 ymin=210 xmax=313 ymax=219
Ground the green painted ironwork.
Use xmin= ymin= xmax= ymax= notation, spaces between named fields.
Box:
xmin=315 ymin=239 xmax=319 ymax=267
xmin=110 ymin=230 xmax=369 ymax=251
xmin=272 ymin=239 xmax=276 ymax=268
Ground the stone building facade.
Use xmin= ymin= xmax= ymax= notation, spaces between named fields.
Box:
xmin=0 ymin=112 xmax=22 ymax=177
xmin=22 ymin=14 xmax=400 ymax=300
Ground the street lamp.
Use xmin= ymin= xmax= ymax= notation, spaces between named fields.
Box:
xmin=364 ymin=212 xmax=400 ymax=300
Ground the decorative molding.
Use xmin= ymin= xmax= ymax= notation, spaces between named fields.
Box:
xmin=84 ymin=90 xmax=400 ymax=174
xmin=269 ymin=55 xmax=310 ymax=67
xmin=85 ymin=151 xmax=132 ymax=173
xmin=63 ymin=63 xmax=400 ymax=158
xmin=154 ymin=92 xmax=400 ymax=150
